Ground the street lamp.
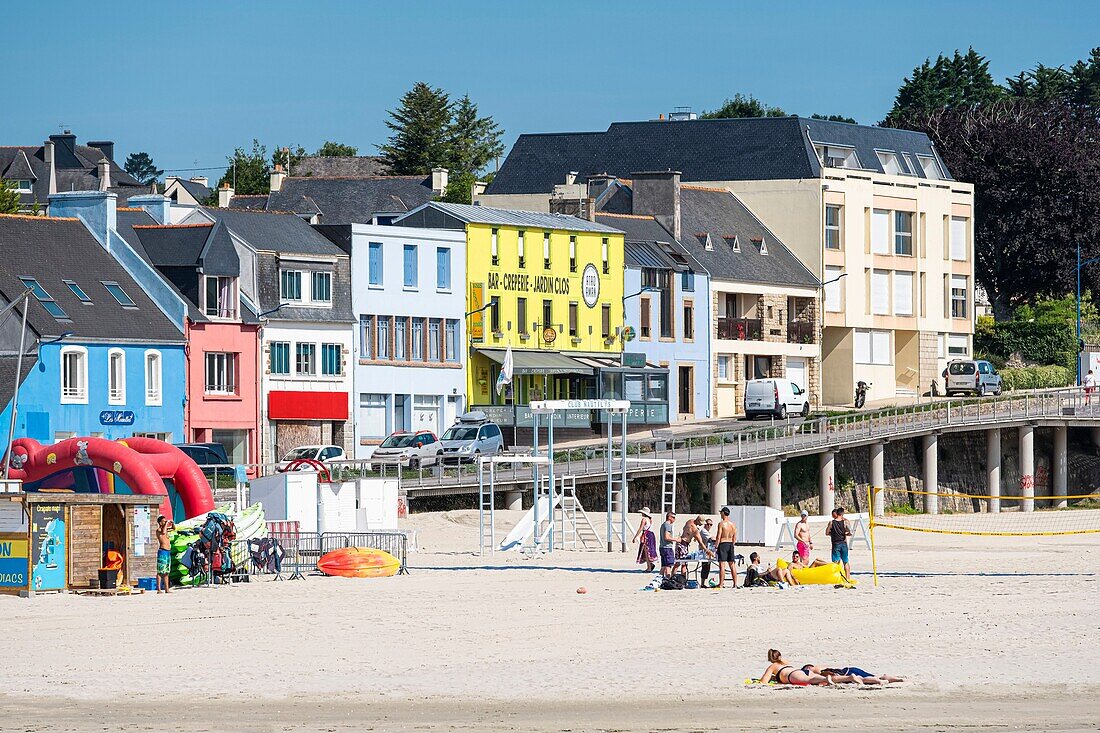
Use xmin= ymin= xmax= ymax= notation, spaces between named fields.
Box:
xmin=258 ymin=302 xmax=292 ymax=319
xmin=822 ymin=272 xmax=848 ymax=287
xmin=622 ymin=285 xmax=659 ymax=302
xmin=3 ymin=288 xmax=35 ymax=480
xmin=1076 ymin=243 xmax=1100 ymax=385
xmin=464 ymin=301 xmax=494 ymax=318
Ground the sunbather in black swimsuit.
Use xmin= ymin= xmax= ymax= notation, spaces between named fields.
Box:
xmin=777 ymin=665 xmax=796 ymax=684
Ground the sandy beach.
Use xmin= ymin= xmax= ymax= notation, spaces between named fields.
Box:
xmin=2 ymin=510 xmax=1098 ymax=732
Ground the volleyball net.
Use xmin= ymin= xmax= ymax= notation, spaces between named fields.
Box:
xmin=866 ymin=486 xmax=1100 ymax=585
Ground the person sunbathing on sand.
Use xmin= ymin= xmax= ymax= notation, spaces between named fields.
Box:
xmin=813 ymin=665 xmax=904 ymax=684
xmin=758 ymin=649 xmax=862 ymax=686
xmin=747 ymin=552 xmax=797 ymax=585
xmin=788 ymin=549 xmax=831 ymax=570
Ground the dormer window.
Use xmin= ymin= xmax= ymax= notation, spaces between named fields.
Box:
xmin=697 ymin=233 xmax=715 ymax=251
xmin=754 ymin=237 xmax=768 ymax=255
xmin=876 ymin=150 xmax=903 ymax=175
xmin=203 ymin=275 xmax=239 ymax=319
xmin=722 ymin=235 xmax=740 ymax=253
xmin=6 ymin=179 xmax=33 ymax=194
xmin=814 ymin=143 xmax=859 ymax=169
xmin=917 ymin=154 xmax=943 ymax=180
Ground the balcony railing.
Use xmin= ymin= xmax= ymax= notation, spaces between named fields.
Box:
xmin=717 ymin=317 xmax=762 ymax=341
xmin=787 ymin=320 xmax=816 ymax=344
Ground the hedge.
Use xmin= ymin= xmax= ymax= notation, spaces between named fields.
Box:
xmin=974 ymin=320 xmax=1077 ymax=371
xmin=998 ymin=365 xmax=1073 ymax=392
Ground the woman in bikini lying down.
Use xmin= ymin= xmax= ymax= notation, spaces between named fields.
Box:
xmin=758 ymin=649 xmax=863 ymax=686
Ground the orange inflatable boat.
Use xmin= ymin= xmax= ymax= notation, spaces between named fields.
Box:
xmin=317 ymin=547 xmax=400 ymax=578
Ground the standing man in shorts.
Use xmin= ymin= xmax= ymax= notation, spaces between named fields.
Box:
xmin=826 ymin=507 xmax=852 ymax=581
xmin=713 ymin=507 xmax=738 ymax=588
xmin=658 ymin=512 xmax=679 ymax=578
xmin=1085 ymin=369 xmax=1096 ymax=406
xmin=794 ymin=510 xmax=813 ymax=562
xmin=156 ymin=515 xmax=173 ymax=594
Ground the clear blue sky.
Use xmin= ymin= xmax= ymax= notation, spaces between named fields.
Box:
xmin=2 ymin=1 xmax=1096 ymax=176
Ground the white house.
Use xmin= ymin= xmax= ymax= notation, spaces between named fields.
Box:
xmin=318 ymin=224 xmax=467 ymax=458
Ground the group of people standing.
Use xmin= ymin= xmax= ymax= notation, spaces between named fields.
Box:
xmin=633 ymin=504 xmax=855 ymax=587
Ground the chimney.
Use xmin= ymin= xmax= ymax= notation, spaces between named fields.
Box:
xmin=431 ymin=167 xmax=449 ymax=195
xmin=48 ymin=191 xmax=117 ymax=248
xmin=127 ymin=194 xmax=170 ymax=225
xmin=189 ymin=176 xmax=209 ymax=187
xmin=586 ymin=173 xmax=614 ymax=201
xmin=565 ymin=171 xmax=578 ymax=186
xmin=471 ymin=179 xmax=487 ymax=202
xmin=218 ymin=182 xmax=234 ymax=208
xmin=87 ymin=140 xmax=115 ymax=162
xmin=49 ymin=131 xmax=78 ymax=162
xmin=97 ymin=157 xmax=111 ymax=191
xmin=269 ymin=164 xmax=285 ymax=192
xmin=43 ymin=140 xmax=58 ymax=195
xmin=631 ymin=170 xmax=681 ymax=241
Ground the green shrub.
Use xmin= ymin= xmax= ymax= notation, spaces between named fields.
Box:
xmin=974 ymin=320 xmax=1077 ymax=370
xmin=999 ymin=365 xmax=1073 ymax=391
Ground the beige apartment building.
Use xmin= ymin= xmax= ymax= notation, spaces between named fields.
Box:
xmin=479 ymin=115 xmax=976 ymax=406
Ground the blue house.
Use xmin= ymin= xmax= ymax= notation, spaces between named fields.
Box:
xmin=0 ymin=211 xmax=186 ymax=444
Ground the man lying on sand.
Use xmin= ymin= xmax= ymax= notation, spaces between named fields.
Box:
xmin=804 ymin=665 xmax=905 ymax=685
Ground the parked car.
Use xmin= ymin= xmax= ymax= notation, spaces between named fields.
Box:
xmin=439 ymin=412 xmax=505 ymax=462
xmin=744 ymin=378 xmax=810 ymax=419
xmin=277 ymin=444 xmax=346 ymax=471
xmin=369 ymin=430 xmax=441 ymax=470
xmin=175 ymin=442 xmax=230 ymax=475
xmin=944 ymin=359 xmax=1002 ymax=397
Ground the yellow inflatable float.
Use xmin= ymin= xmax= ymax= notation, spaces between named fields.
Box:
xmin=776 ymin=558 xmax=855 ymax=587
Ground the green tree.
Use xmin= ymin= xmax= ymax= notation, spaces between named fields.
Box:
xmin=271 ymin=145 xmax=306 ymax=173
xmin=441 ymin=171 xmax=477 ymax=204
xmin=214 ymin=140 xmax=270 ymax=195
xmin=446 ymin=94 xmax=504 ymax=175
xmin=123 ymin=152 xmax=162 ymax=185
xmin=885 ymin=48 xmax=1004 ymax=123
xmin=378 ymin=82 xmax=454 ymax=174
xmin=810 ymin=113 xmax=858 ymax=124
xmin=1006 ymin=64 xmax=1073 ymax=101
xmin=1068 ymin=47 xmax=1100 ymax=107
xmin=701 ymin=93 xmax=786 ymax=119
xmin=315 ymin=141 xmax=359 ymax=157
xmin=0 ymin=179 xmax=21 ymax=214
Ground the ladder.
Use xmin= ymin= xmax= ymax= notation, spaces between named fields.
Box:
xmin=478 ymin=461 xmax=495 ymax=555
xmin=661 ymin=462 xmax=677 ymax=516
xmin=558 ymin=481 xmax=604 ymax=550
xmin=528 ymin=474 xmax=553 ymax=553
xmin=608 ymin=443 xmax=631 ymax=547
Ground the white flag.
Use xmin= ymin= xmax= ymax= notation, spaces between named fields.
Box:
xmin=496 ymin=346 xmax=514 ymax=395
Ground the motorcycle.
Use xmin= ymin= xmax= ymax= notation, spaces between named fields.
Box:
xmin=854 ymin=380 xmax=871 ymax=409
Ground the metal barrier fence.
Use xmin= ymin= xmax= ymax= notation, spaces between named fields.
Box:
xmin=318 ymin=531 xmax=410 ymax=574
xmin=220 ymin=530 xmax=410 ymax=579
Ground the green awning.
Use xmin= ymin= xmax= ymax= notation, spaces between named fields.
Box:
xmin=477 ymin=348 xmax=594 ymax=376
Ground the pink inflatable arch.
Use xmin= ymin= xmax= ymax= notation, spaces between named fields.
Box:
xmin=7 ymin=436 xmax=215 ymax=520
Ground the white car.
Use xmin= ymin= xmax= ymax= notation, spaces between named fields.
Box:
xmin=369 ymin=430 xmax=442 ymax=470
xmin=277 ymin=444 xmax=346 ymax=471
xmin=744 ymin=378 xmax=810 ymax=419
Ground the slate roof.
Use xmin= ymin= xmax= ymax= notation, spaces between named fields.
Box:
xmin=293 ymin=156 xmax=389 ymax=177
xmin=595 ymin=214 xmax=698 ymax=273
xmin=176 ymin=178 xmax=212 ymax=204
xmin=194 ymin=208 xmax=348 ymax=256
xmin=270 ymin=176 xmax=435 ymax=223
xmin=115 ymin=208 xmax=158 ymax=264
xmin=0 ymin=134 xmax=148 ymax=208
xmin=677 ymin=186 xmax=819 ymax=287
xmin=485 ymin=116 xmax=952 ymax=195
xmin=225 ymin=195 xmax=269 ymax=211
xmin=394 ymin=201 xmax=624 ymax=234
xmin=0 ymin=214 xmax=184 ymax=342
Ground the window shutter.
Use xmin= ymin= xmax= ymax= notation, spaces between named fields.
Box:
xmin=894 ymin=272 xmax=914 ymax=316
xmin=871 ymin=270 xmax=890 ymax=314
xmin=871 ymin=210 xmax=890 ymax=254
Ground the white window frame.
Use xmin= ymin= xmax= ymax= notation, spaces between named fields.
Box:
xmin=893 ymin=271 xmax=914 ymax=316
xmin=359 ymin=393 xmax=388 ymax=440
xmin=60 ymin=345 xmax=88 ymax=405
xmin=814 ymin=143 xmax=860 ymax=169
xmin=950 ymin=275 xmax=969 ymax=319
xmin=296 ymin=342 xmax=317 ymax=376
xmin=876 ymin=150 xmax=903 ymax=175
xmin=144 ymin=350 xmax=162 ymax=406
xmin=854 ymin=329 xmax=892 ymax=365
xmin=894 ymin=211 xmax=914 ymax=256
xmin=203 ymin=275 xmax=239 ymax=319
xmin=205 ymin=352 xmax=237 ymax=395
xmin=824 ymin=205 xmax=842 ymax=250
xmin=716 ymin=355 xmax=732 ymax=382
xmin=491 ymin=228 xmax=499 ymax=266
xmin=917 ymin=154 xmax=943 ymax=180
xmin=280 ymin=269 xmax=303 ymax=302
xmin=107 ymin=348 xmax=126 ymax=405
xmin=12 ymin=180 xmax=33 ymax=194
xmin=517 ymin=231 xmax=526 ymax=268
xmin=310 ymin=271 xmax=332 ymax=305
xmin=947 ymin=333 xmax=969 ymax=357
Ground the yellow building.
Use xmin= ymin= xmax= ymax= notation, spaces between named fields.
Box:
xmin=395 ymin=202 xmax=637 ymax=431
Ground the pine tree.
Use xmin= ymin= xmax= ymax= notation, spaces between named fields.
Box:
xmin=886 ymin=48 xmax=1004 ymax=123
xmin=124 ymin=152 xmax=163 ymax=186
xmin=1069 ymin=47 xmax=1100 ymax=107
xmin=0 ymin=179 xmax=21 ymax=214
xmin=378 ymin=82 xmax=454 ymax=175
xmin=446 ymin=94 xmax=504 ymax=175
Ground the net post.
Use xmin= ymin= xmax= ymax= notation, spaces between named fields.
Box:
xmin=868 ymin=484 xmax=879 ymax=587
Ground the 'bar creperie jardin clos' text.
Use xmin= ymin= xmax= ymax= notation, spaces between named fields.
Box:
xmin=487 ymin=271 xmax=572 ymax=295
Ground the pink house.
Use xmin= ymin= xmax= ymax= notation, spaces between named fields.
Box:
xmin=130 ymin=220 xmax=261 ymax=465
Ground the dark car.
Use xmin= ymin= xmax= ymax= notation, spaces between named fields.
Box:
xmin=175 ymin=442 xmax=230 ymax=474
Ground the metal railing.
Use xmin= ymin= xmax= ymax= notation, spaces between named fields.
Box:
xmin=717 ymin=317 xmax=763 ymax=340
xmin=197 ymin=388 xmax=1100 ymax=497
xmin=787 ymin=320 xmax=815 ymax=344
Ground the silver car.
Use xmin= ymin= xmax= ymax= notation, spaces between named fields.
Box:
xmin=944 ymin=359 xmax=1002 ymax=397
xmin=438 ymin=413 xmax=505 ymax=463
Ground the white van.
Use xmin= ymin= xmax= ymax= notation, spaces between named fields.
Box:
xmin=744 ymin=378 xmax=810 ymax=419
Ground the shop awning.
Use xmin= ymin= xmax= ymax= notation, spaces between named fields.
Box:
xmin=572 ymin=354 xmax=667 ymax=371
xmin=477 ymin=348 xmax=593 ymax=376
